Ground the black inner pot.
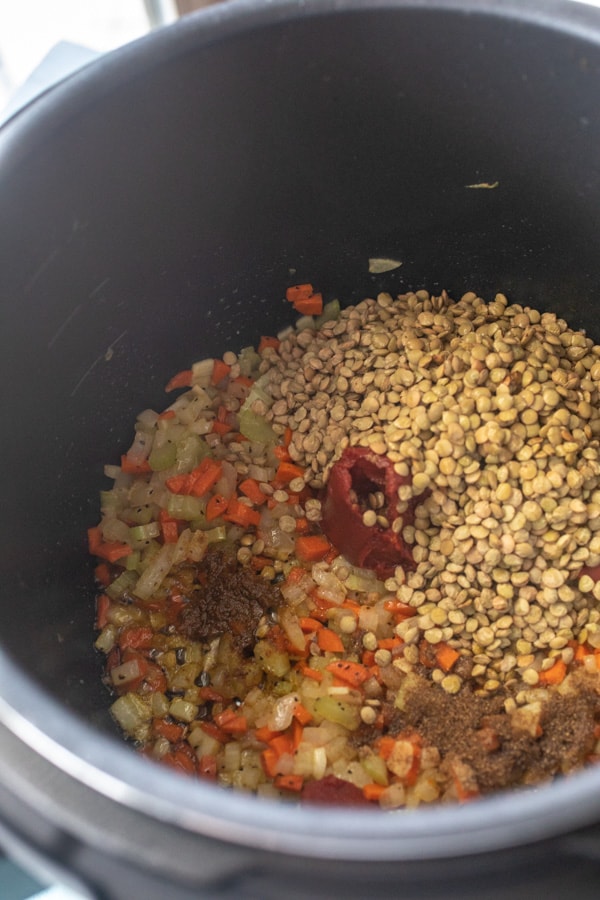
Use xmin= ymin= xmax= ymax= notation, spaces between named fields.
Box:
xmin=2 ymin=0 xmax=600 ymax=893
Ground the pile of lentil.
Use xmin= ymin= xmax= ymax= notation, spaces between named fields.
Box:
xmin=90 ymin=287 xmax=600 ymax=808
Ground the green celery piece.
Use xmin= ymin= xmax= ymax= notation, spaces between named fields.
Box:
xmin=149 ymin=440 xmax=178 ymax=471
xmin=239 ymin=407 xmax=277 ymax=445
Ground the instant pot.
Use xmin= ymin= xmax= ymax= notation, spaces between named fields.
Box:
xmin=2 ymin=1 xmax=600 ymax=896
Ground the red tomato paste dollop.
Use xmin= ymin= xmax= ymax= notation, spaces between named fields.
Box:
xmin=320 ymin=447 xmax=418 ymax=579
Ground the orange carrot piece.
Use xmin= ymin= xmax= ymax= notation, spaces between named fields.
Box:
xmin=95 ymin=593 xmax=111 ymax=629
xmin=317 ymin=627 xmax=345 ymax=654
xmin=363 ymin=783 xmax=387 ymax=802
xmin=293 ymin=703 xmax=313 ymax=726
xmin=325 ymin=659 xmax=371 ymax=688
xmin=435 ymin=642 xmax=460 ymax=673
xmin=206 ymin=493 xmax=228 ymax=521
xmin=299 ymin=616 xmax=324 ymax=633
xmin=223 ymin=498 xmax=261 ymax=528
xmin=165 ymin=369 xmax=193 ymax=392
xmin=198 ymin=754 xmax=218 ymax=780
xmin=211 ymin=359 xmax=231 ymax=385
xmin=118 ymin=626 xmax=154 ymax=651
xmin=160 ymin=517 xmax=179 ymax=543
xmin=538 ymin=658 xmax=567 ymax=686
xmin=157 ymin=409 xmax=176 ymax=421
xmin=238 ymin=478 xmax=267 ymax=505
xmin=275 ymin=774 xmax=304 ymax=792
xmin=275 ymin=460 xmax=305 ymax=483
xmin=211 ymin=420 xmax=232 ymax=436
xmin=187 ymin=458 xmax=223 ymax=497
xmin=273 ymin=444 xmax=292 ymax=462
xmin=214 ymin=709 xmax=248 ymax=734
xmin=120 ymin=455 xmax=152 ymax=475
xmin=297 ymin=663 xmax=323 ymax=682
xmin=295 ymin=535 xmax=332 ymax=563
xmin=285 ymin=283 xmax=313 ymax=303
xmin=377 ymin=736 xmax=396 ymax=761
xmin=261 ymin=748 xmax=280 ymax=778
xmin=268 ymin=732 xmax=294 ymax=757
xmin=152 ymin=718 xmax=185 ymax=743
xmin=258 ymin=335 xmax=280 ymax=353
xmin=292 ymin=293 xmax=323 ymax=316
xmin=255 ymin=725 xmax=280 ymax=744
xmin=94 ymin=563 xmax=111 ymax=588
xmin=295 ymin=517 xmax=310 ymax=535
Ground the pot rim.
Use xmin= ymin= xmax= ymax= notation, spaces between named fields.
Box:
xmin=3 ymin=0 xmax=600 ymax=863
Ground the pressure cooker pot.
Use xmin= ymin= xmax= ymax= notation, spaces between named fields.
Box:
xmin=2 ymin=1 xmax=600 ymax=897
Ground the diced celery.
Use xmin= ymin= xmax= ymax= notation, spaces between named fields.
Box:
xmin=169 ymin=697 xmax=199 ymax=723
xmin=362 ymin=752 xmax=390 ymax=786
xmin=105 ymin=569 xmax=138 ymax=600
xmin=239 ymin=407 xmax=277 ymax=445
xmin=149 ymin=440 xmax=177 ymax=471
xmin=124 ymin=550 xmax=141 ymax=572
xmin=315 ymin=298 xmax=341 ymax=329
xmin=110 ymin=693 xmax=152 ymax=739
xmin=313 ymin=696 xmax=361 ymax=731
xmin=176 ymin=433 xmax=209 ymax=470
xmin=129 ymin=522 xmax=161 ymax=542
xmin=99 ymin=490 xmax=122 ymax=511
xmin=296 ymin=315 xmax=316 ymax=332
xmin=253 ymin=640 xmax=291 ymax=678
xmin=125 ymin=504 xmax=155 ymax=525
xmin=203 ymin=525 xmax=227 ymax=544
xmin=238 ymin=345 xmax=261 ymax=378
xmin=166 ymin=494 xmax=206 ymax=521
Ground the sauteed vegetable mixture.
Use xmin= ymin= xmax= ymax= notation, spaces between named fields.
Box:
xmin=90 ymin=287 xmax=600 ymax=807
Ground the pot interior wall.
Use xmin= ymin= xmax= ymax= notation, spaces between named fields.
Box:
xmin=1 ymin=4 xmax=600 ymax=731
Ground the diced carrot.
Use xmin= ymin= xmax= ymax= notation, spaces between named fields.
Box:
xmin=152 ymin=718 xmax=185 ymax=743
xmin=383 ymin=599 xmax=417 ymax=620
xmin=293 ymin=703 xmax=313 ymax=726
xmin=292 ymin=293 xmax=323 ymax=316
xmin=211 ymin=420 xmax=232 ymax=436
xmin=214 ymin=709 xmax=248 ymax=734
xmin=363 ymin=783 xmax=387 ymax=802
xmin=159 ymin=511 xmax=180 ymax=543
xmin=283 ymin=426 xmax=293 ymax=447
xmin=98 ymin=540 xmax=133 ymax=564
xmin=95 ymin=593 xmax=111 ymax=629
xmin=157 ymin=409 xmax=176 ymax=421
xmin=299 ymin=616 xmax=324 ymax=633
xmin=418 ymin=639 xmax=438 ymax=669
xmin=223 ymin=497 xmax=261 ymax=528
xmin=197 ymin=686 xmax=225 ymax=703
xmin=273 ymin=444 xmax=292 ymax=462
xmin=249 ymin=555 xmax=272 ymax=572
xmin=268 ymin=732 xmax=294 ymax=757
xmin=275 ymin=774 xmax=304 ymax=792
xmin=198 ymin=754 xmax=218 ymax=780
xmin=538 ymin=658 xmax=567 ymax=686
xmin=162 ymin=748 xmax=196 ymax=775
xmin=211 ymin=359 xmax=231 ymax=385
xmin=377 ymin=637 xmax=403 ymax=652
xmin=120 ymin=455 xmax=152 ymax=475
xmin=296 ymin=663 xmax=323 ymax=682
xmin=187 ymin=458 xmax=223 ymax=497
xmin=238 ymin=478 xmax=267 ymax=505
xmin=275 ymin=461 xmax=305 ymax=483
xmin=164 ymin=473 xmax=189 ymax=494
xmin=200 ymin=721 xmax=228 ymax=743
xmin=362 ymin=650 xmax=376 ymax=668
xmin=165 ymin=369 xmax=193 ymax=392
xmin=295 ymin=535 xmax=332 ymax=563
xmin=261 ymin=748 xmax=280 ymax=778
xmin=295 ymin=517 xmax=310 ymax=535
xmin=206 ymin=493 xmax=228 ymax=521
xmin=317 ymin=627 xmax=345 ymax=654
xmin=94 ymin=563 xmax=112 ymax=587
xmin=574 ymin=641 xmax=593 ymax=663
xmin=255 ymin=725 xmax=280 ymax=744
xmin=435 ymin=642 xmax=460 ymax=673
xmin=325 ymin=660 xmax=371 ymax=688
xmin=377 ymin=736 xmax=396 ymax=761
xmin=118 ymin=626 xmax=154 ymax=652
xmin=285 ymin=284 xmax=314 ymax=303
xmin=143 ymin=662 xmax=168 ymax=693
xmin=258 ymin=335 xmax=280 ymax=353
